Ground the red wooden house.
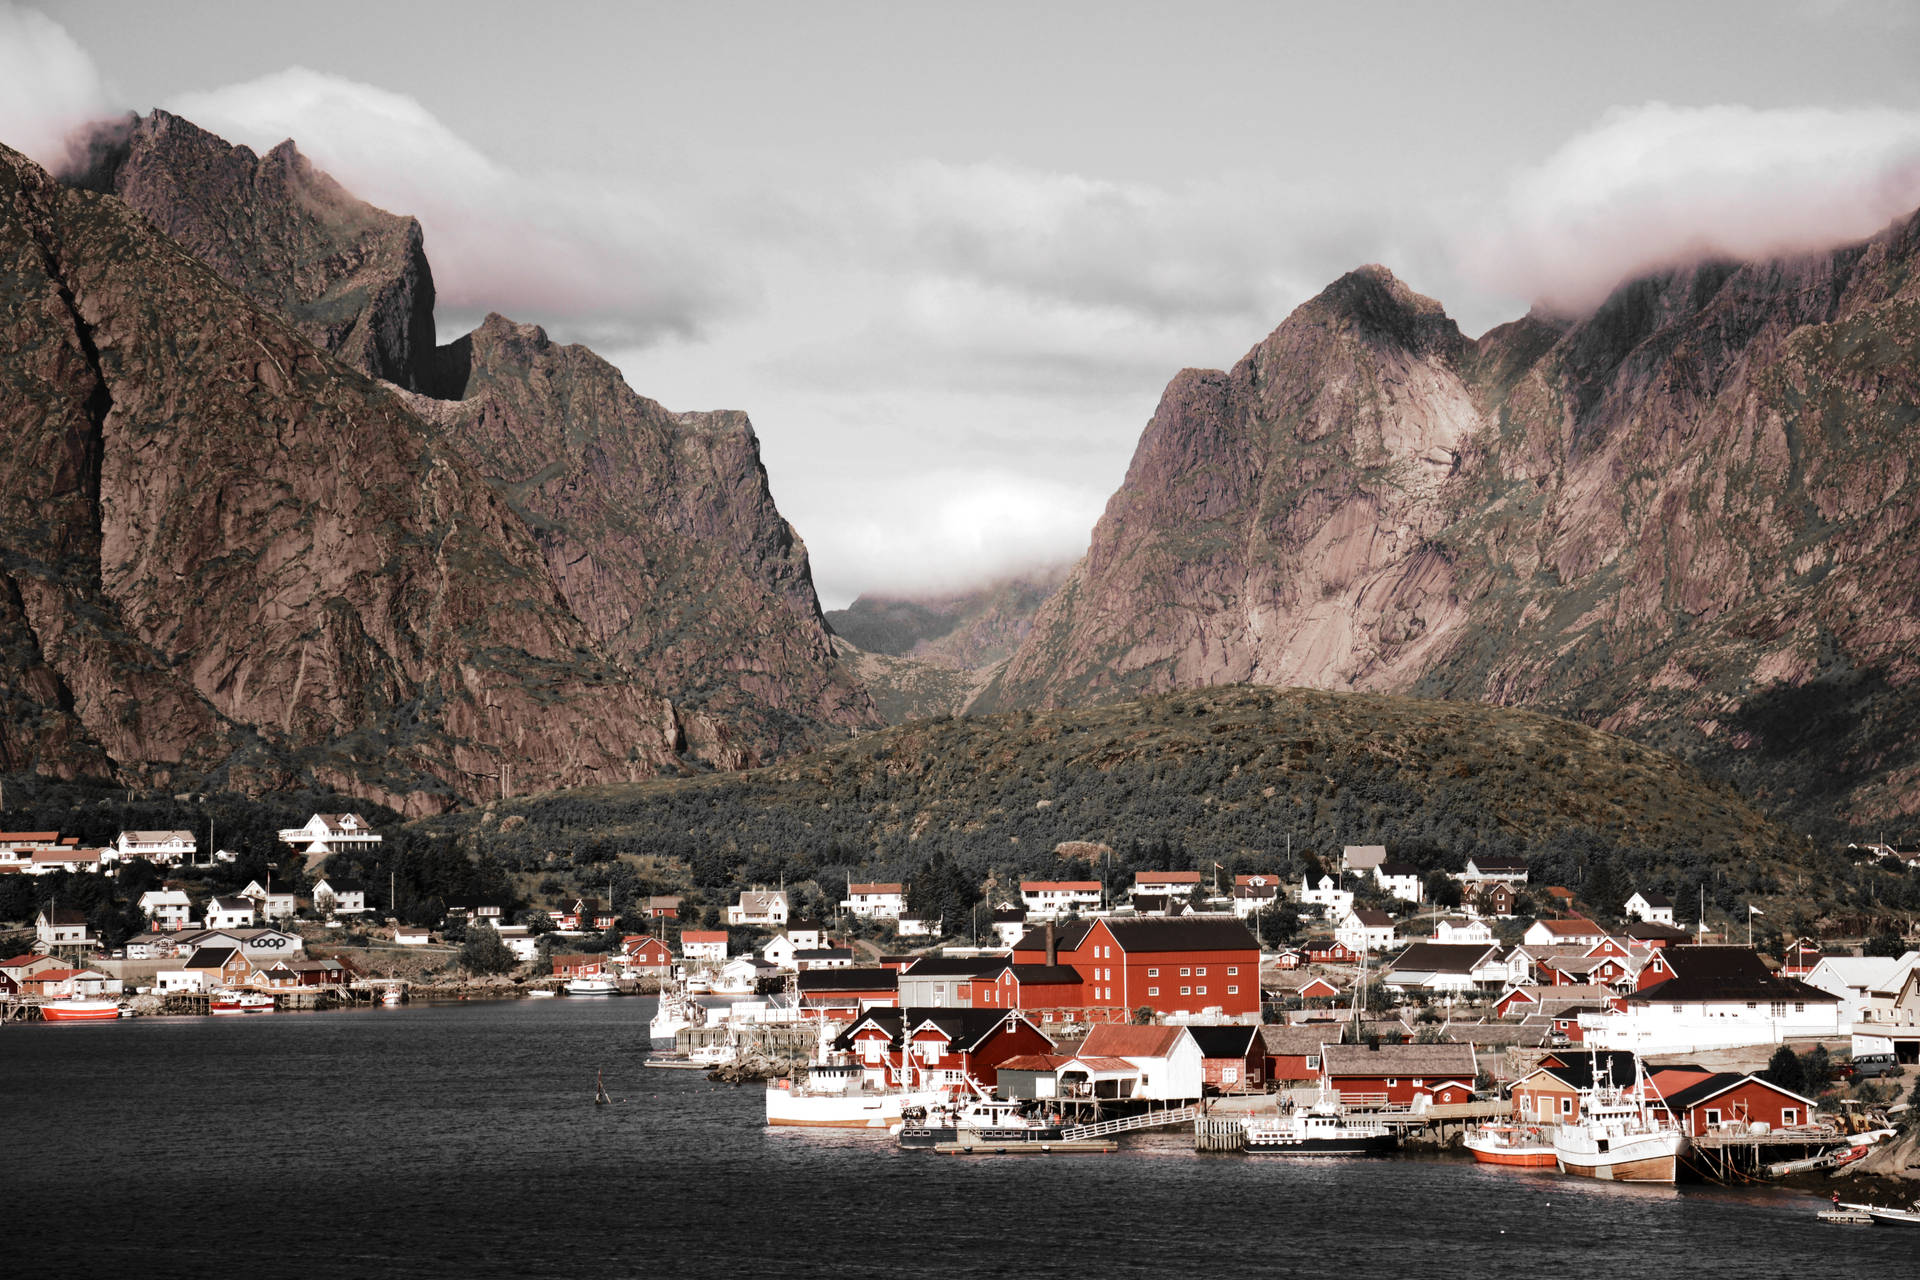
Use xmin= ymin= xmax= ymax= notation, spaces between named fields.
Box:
xmin=968 ymin=963 xmax=1085 ymax=1021
xmin=620 ymin=936 xmax=674 ymax=973
xmin=1307 ymin=939 xmax=1359 ymax=965
xmin=1297 ymin=976 xmax=1343 ymax=1002
xmin=552 ymin=954 xmax=606 ymax=979
xmin=1259 ymin=1024 xmax=1332 ymax=1083
xmin=1010 ymin=917 xmax=1261 ymax=1019
xmin=1190 ymin=1024 xmax=1265 ymax=1093
xmin=1321 ymin=1042 xmax=1477 ymax=1107
xmin=1650 ymin=1071 xmax=1819 ymax=1135
xmin=551 ymin=898 xmax=616 ymax=931
xmin=835 ymin=1007 xmax=1054 ymax=1091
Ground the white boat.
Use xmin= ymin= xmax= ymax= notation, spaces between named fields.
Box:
xmin=684 ymin=975 xmax=712 ymax=995
xmin=526 ymin=988 xmax=558 ymax=999
xmin=649 ymin=978 xmax=707 ymax=1043
xmin=210 ymin=990 xmax=276 ymax=1016
xmin=1242 ymin=1096 xmax=1398 ymax=1156
xmin=564 ymin=975 xmax=619 ymax=996
xmin=899 ymin=1097 xmax=1064 ymax=1149
xmin=764 ymin=1017 xmax=947 ymax=1128
xmin=380 ymin=988 xmax=404 ymax=1007
xmin=1834 ymin=1199 xmax=1920 ymax=1227
xmin=1463 ymin=1123 xmax=1558 ymax=1168
xmin=1551 ymin=1056 xmax=1686 ymax=1183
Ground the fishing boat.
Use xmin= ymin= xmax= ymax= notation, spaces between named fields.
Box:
xmin=898 ymin=1096 xmax=1064 ymax=1149
xmin=766 ymin=1017 xmax=946 ymax=1128
xmin=38 ymin=998 xmax=123 ymax=1023
xmin=526 ymin=988 xmax=558 ymax=999
xmin=1847 ymin=1200 xmax=1920 ymax=1227
xmin=210 ymin=989 xmax=276 ymax=1015
xmin=1551 ymin=1055 xmax=1686 ymax=1182
xmin=1242 ymin=1097 xmax=1398 ymax=1156
xmin=381 ymin=988 xmax=404 ymax=1007
xmin=1464 ymin=1122 xmax=1558 ymax=1168
xmin=564 ymin=975 xmax=619 ymax=996
xmin=649 ymin=977 xmax=707 ymax=1043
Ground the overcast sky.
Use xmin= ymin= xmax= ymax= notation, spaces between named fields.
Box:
xmin=7 ymin=2 xmax=1920 ymax=606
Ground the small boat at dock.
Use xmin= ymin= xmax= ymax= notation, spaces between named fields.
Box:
xmin=1242 ymin=1098 xmax=1397 ymax=1156
xmin=564 ymin=975 xmax=618 ymax=996
xmin=1464 ymin=1123 xmax=1558 ymax=1168
xmin=39 ymin=998 xmax=123 ymax=1023
xmin=210 ymin=990 xmax=276 ymax=1016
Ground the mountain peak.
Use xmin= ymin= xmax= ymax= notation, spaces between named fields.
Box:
xmin=1296 ymin=263 xmax=1466 ymax=359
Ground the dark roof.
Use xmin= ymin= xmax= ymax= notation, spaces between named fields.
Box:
xmin=319 ymin=877 xmax=367 ymax=892
xmin=833 ymin=1006 xmax=1044 ymax=1054
xmin=1188 ymin=1025 xmax=1260 ymax=1058
xmin=1659 ymin=1071 xmax=1815 ymax=1112
xmin=1470 ymin=856 xmax=1530 ymax=872
xmin=1632 ymin=890 xmax=1673 ymax=907
xmin=1525 ymin=1051 xmax=1642 ymax=1090
xmin=1630 ymin=946 xmax=1839 ymax=1005
xmin=1258 ymin=1025 xmax=1333 ymax=1056
xmin=1622 ymin=922 xmax=1693 ymax=942
xmin=1350 ymin=909 xmax=1395 ymax=927
xmin=41 ymin=907 xmax=88 ymax=925
xmin=796 ymin=967 xmax=898 ymax=993
xmin=1322 ymin=1043 xmax=1477 ymax=1078
xmin=1376 ymin=860 xmax=1420 ymax=877
xmin=1011 ymin=920 xmax=1097 ymax=952
xmin=786 ymin=918 xmax=824 ymax=931
xmin=794 ymin=948 xmax=855 ymax=960
xmin=1006 ymin=964 xmax=1081 ymax=986
xmin=1101 ymin=917 xmax=1258 ymax=952
xmin=992 ymin=908 xmax=1026 ymax=923
xmin=185 ymin=946 xmax=239 ymax=968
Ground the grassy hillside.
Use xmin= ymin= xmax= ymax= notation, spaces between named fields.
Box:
xmin=422 ymin=685 xmax=1912 ymax=935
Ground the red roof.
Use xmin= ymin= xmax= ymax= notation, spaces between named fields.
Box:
xmin=847 ymin=883 xmax=903 ymax=895
xmin=681 ymin=931 xmax=727 ymax=943
xmin=0 ymin=831 xmax=60 ymax=842
xmin=1081 ymin=1024 xmax=1187 ymax=1059
xmin=0 ymin=954 xmax=47 ymax=967
xmin=32 ymin=968 xmax=98 ymax=982
xmin=1534 ymin=917 xmax=1603 ymax=936
xmin=1135 ymin=871 xmax=1201 ymax=884
xmin=996 ymin=1054 xmax=1076 ymax=1071
xmin=1021 ymin=881 xmax=1100 ymax=891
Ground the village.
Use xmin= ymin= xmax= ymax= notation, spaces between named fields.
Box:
xmin=8 ymin=816 xmax=1916 ymax=1195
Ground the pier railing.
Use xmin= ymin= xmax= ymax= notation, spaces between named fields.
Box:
xmin=1060 ymin=1104 xmax=1200 ymax=1142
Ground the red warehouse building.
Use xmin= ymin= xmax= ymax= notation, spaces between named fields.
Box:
xmin=1321 ymin=1042 xmax=1478 ymax=1108
xmin=834 ymin=1007 xmax=1054 ymax=1091
xmin=1011 ymin=917 xmax=1261 ymax=1019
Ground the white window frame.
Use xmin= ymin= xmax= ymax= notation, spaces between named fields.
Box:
xmin=1147 ymin=986 xmax=1159 ymax=997
xmin=1227 ymin=985 xmax=1239 ymax=995
xmin=1180 ymin=986 xmax=1192 ymax=996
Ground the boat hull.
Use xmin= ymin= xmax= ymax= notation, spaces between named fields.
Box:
xmin=210 ymin=1000 xmax=275 ymax=1015
xmin=1244 ymin=1133 xmax=1399 ymax=1156
xmin=1465 ymin=1127 xmax=1558 ymax=1167
xmin=39 ymin=1000 xmax=121 ymax=1022
xmin=1554 ymin=1150 xmax=1680 ymax=1182
xmin=765 ymin=1082 xmax=947 ymax=1128
xmin=900 ymin=1125 xmax=1065 ymax=1150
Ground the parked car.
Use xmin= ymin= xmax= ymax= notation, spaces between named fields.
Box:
xmin=1842 ymin=1053 xmax=1901 ymax=1080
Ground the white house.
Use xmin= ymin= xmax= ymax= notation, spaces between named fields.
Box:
xmin=728 ymin=890 xmax=789 ymax=927
xmin=1133 ymin=871 xmax=1202 ymax=899
xmin=1803 ymin=952 xmax=1920 ymax=1032
xmin=231 ymin=927 xmax=304 ymax=960
xmin=794 ymin=948 xmax=855 ymax=970
xmin=204 ymin=897 xmax=257 ymax=930
xmin=841 ymin=883 xmax=906 ymax=920
xmin=991 ymin=909 xmax=1028 ymax=948
xmin=137 ymin=890 xmax=195 ymax=932
xmin=1459 ymin=855 xmax=1530 ymax=884
xmin=1020 ymin=881 xmax=1101 ymax=919
xmin=761 ymin=933 xmax=799 ymax=971
xmin=1079 ymin=1023 xmax=1205 ymax=1101
xmin=277 ymin=813 xmax=382 ymax=857
xmin=1300 ymin=874 xmax=1354 ymax=918
xmin=1341 ymin=845 xmax=1388 ymax=875
xmin=239 ymin=880 xmax=298 ymax=921
xmin=1373 ymin=860 xmax=1425 ymax=905
xmin=896 ymin=914 xmax=935 ymax=938
xmin=35 ymin=907 xmax=94 ymax=951
xmin=1232 ymin=875 xmax=1280 ymax=919
xmin=1523 ymin=917 xmax=1609 ymax=948
xmin=1431 ymin=917 xmax=1494 ymax=944
xmin=110 ymin=830 xmax=196 ymax=866
xmin=681 ymin=930 xmax=728 ymax=964
xmin=122 ymin=931 xmax=180 ymax=961
xmin=394 ymin=924 xmax=432 ymax=946
xmin=1381 ymin=942 xmax=1508 ymax=994
xmin=311 ymin=877 xmax=369 ymax=916
xmin=1336 ymin=908 xmax=1399 ymax=954
xmin=496 ymin=925 xmax=539 ymax=964
xmin=155 ymin=967 xmax=208 ymax=993
xmin=26 ymin=848 xmax=105 ymax=876
xmin=1623 ymin=891 xmax=1675 ymax=926
xmin=1580 ymin=946 xmax=1844 ymax=1053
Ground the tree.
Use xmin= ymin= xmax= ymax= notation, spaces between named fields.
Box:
xmin=1804 ymin=1044 xmax=1835 ymax=1096
xmin=461 ymin=922 xmax=516 ymax=975
xmin=1864 ymin=932 xmax=1906 ymax=958
xmin=1762 ymin=1044 xmax=1806 ymax=1096
xmin=1130 ymin=1006 xmax=1154 ymax=1025
xmin=313 ymin=888 xmax=336 ymax=919
xmin=1425 ymin=872 xmax=1462 ymax=911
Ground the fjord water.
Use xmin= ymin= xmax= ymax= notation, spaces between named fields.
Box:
xmin=4 ymin=1001 xmax=1910 ymax=1279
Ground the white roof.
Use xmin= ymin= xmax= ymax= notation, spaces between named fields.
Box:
xmin=1807 ymin=954 xmax=1914 ymax=991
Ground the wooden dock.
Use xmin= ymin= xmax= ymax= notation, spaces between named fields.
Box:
xmin=1195 ymin=1116 xmax=1246 ymax=1151
xmin=937 ymin=1138 xmax=1118 ymax=1155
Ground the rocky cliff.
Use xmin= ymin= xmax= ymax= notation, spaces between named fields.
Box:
xmin=66 ymin=110 xmax=437 ymax=389
xmin=5 ymin=113 xmax=879 ymax=797
xmin=980 ymin=225 xmax=1920 ymax=835
xmin=399 ymin=314 xmax=875 ymax=764
xmin=0 ymin=134 xmax=852 ymax=812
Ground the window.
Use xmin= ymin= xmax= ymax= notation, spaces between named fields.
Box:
xmin=1180 ymin=967 xmax=1191 ymax=977
xmin=1794 ymin=1001 xmax=1805 ymax=1013
xmin=1181 ymin=986 xmax=1192 ymax=996
xmin=1705 ymin=1108 xmax=1721 ymax=1127
xmin=1781 ymin=1108 xmax=1799 ymax=1126
xmin=1385 ymin=1078 xmax=1397 ymax=1087
xmin=1306 ymin=1055 xmax=1319 ymax=1070
xmin=1413 ymin=1079 xmax=1424 ymax=1088
xmin=1147 ymin=987 xmax=1159 ymax=997
xmin=1560 ymin=1096 xmax=1573 ymax=1116
xmin=1222 ymin=1066 xmax=1239 ymax=1083
xmin=1227 ymin=985 xmax=1239 ymax=995
xmin=1771 ymin=1001 xmax=1786 ymax=1018
xmin=1227 ymin=966 xmax=1239 ymax=976
xmin=1148 ymin=967 xmax=1159 ymax=977
xmin=1195 ymin=967 xmax=1207 ymax=976
xmin=1196 ymin=986 xmax=1207 ymax=996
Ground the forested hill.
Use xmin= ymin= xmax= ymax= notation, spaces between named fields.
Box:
xmin=426 ymin=685 xmax=1883 ymax=928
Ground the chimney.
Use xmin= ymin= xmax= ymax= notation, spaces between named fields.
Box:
xmin=1045 ymin=921 xmax=1057 ymax=967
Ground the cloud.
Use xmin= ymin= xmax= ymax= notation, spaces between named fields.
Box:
xmin=1471 ymin=102 xmax=1920 ymax=313
xmin=167 ymin=67 xmax=746 ymax=347
xmin=0 ymin=3 xmax=108 ymax=168
xmin=797 ymin=468 xmax=1105 ymax=606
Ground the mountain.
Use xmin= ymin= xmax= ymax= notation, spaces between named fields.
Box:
xmin=0 ymin=115 xmax=875 ymax=809
xmin=826 ymin=567 xmax=1067 ymax=723
xmin=978 ymin=220 xmax=1920 ymax=837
